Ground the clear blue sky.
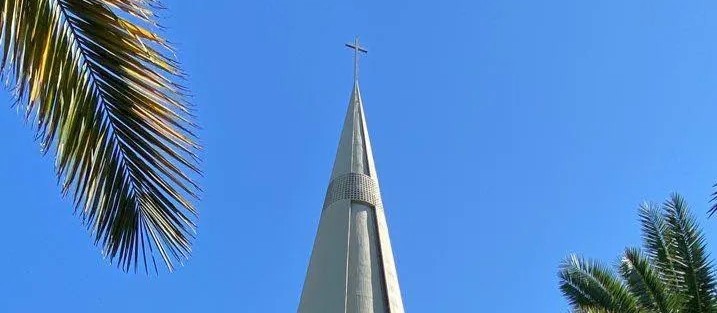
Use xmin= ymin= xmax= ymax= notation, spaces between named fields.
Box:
xmin=3 ymin=0 xmax=717 ymax=312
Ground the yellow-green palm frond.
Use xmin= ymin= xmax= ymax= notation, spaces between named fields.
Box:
xmin=0 ymin=0 xmax=200 ymax=273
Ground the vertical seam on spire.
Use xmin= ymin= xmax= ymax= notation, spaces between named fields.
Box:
xmin=358 ymin=95 xmax=371 ymax=176
xmin=356 ymin=87 xmax=376 ymax=178
xmin=343 ymin=203 xmax=352 ymax=313
xmin=351 ymin=93 xmax=357 ymax=176
xmin=372 ymin=205 xmax=392 ymax=312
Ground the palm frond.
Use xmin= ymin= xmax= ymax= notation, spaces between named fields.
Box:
xmin=663 ymin=194 xmax=717 ymax=312
xmin=0 ymin=0 xmax=200 ymax=273
xmin=574 ymin=308 xmax=619 ymax=313
xmin=561 ymin=194 xmax=717 ymax=313
xmin=559 ymin=254 xmax=641 ymax=313
xmin=619 ymin=247 xmax=677 ymax=313
xmin=639 ymin=202 xmax=681 ymax=293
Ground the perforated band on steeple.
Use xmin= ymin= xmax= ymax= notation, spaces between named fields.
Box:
xmin=323 ymin=173 xmax=382 ymax=209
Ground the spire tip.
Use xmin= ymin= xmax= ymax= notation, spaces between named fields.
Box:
xmin=345 ymin=37 xmax=368 ymax=82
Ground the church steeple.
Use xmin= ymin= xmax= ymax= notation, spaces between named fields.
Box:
xmin=298 ymin=40 xmax=405 ymax=313
xmin=331 ymin=37 xmax=374 ymax=179
xmin=330 ymin=81 xmax=375 ymax=179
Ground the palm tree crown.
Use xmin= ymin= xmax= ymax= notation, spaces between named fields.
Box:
xmin=559 ymin=194 xmax=717 ymax=312
xmin=0 ymin=0 xmax=200 ymax=273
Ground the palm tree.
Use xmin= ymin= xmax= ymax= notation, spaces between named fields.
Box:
xmin=559 ymin=194 xmax=717 ymax=312
xmin=0 ymin=1 xmax=200 ymax=273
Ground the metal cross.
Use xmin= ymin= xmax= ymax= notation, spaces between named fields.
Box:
xmin=345 ymin=37 xmax=368 ymax=82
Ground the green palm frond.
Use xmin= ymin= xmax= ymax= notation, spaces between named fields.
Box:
xmin=559 ymin=254 xmax=641 ymax=313
xmin=663 ymin=195 xmax=717 ymax=312
xmin=639 ymin=202 xmax=681 ymax=294
xmin=619 ymin=247 xmax=677 ymax=313
xmin=0 ymin=0 xmax=200 ymax=273
xmin=560 ymin=195 xmax=717 ymax=312
xmin=574 ymin=308 xmax=620 ymax=313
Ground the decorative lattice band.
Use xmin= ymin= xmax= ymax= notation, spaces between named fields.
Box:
xmin=323 ymin=173 xmax=382 ymax=209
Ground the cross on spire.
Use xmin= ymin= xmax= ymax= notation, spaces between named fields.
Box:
xmin=345 ymin=37 xmax=368 ymax=82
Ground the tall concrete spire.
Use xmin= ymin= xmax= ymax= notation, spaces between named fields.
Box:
xmin=298 ymin=41 xmax=405 ymax=313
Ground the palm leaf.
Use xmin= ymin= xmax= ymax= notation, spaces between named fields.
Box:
xmin=561 ymin=194 xmax=717 ymax=313
xmin=639 ymin=202 xmax=681 ymax=295
xmin=0 ymin=0 xmax=200 ymax=273
xmin=559 ymin=254 xmax=641 ymax=313
xmin=574 ymin=308 xmax=620 ymax=313
xmin=663 ymin=195 xmax=717 ymax=312
xmin=619 ymin=247 xmax=677 ymax=313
